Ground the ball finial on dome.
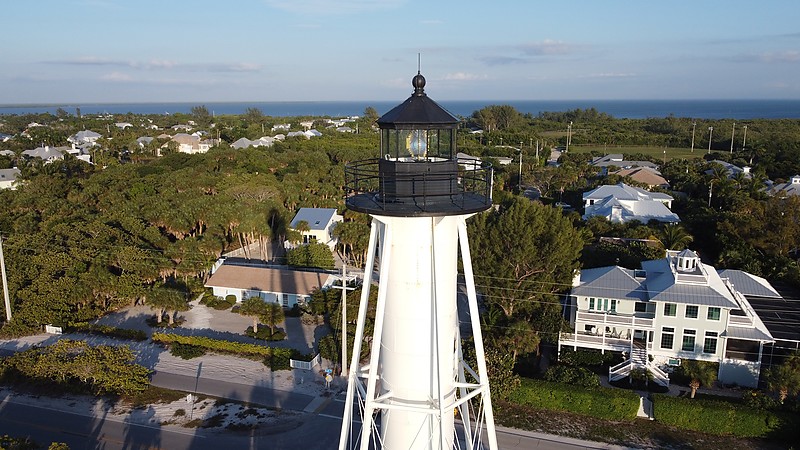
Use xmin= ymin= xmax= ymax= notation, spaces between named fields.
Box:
xmin=412 ymin=72 xmax=426 ymax=96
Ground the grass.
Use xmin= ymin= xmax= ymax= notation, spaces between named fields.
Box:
xmin=495 ymin=400 xmax=786 ymax=450
xmin=567 ymin=144 xmax=704 ymax=161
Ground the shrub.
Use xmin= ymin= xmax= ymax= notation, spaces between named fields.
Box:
xmin=743 ymin=389 xmax=779 ymax=411
xmin=170 ymin=343 xmax=207 ymax=359
xmin=70 ymin=323 xmax=148 ymax=341
xmin=558 ymin=348 xmax=617 ymax=367
xmin=244 ymin=326 xmax=287 ymax=341
xmin=205 ymin=295 xmax=235 ymax=310
xmin=151 ymin=332 xmax=293 ymax=361
xmin=508 ymin=377 xmax=639 ymax=421
xmin=543 ymin=365 xmax=600 ymax=387
xmin=653 ymin=394 xmax=800 ymax=440
xmin=265 ymin=352 xmax=292 ymax=371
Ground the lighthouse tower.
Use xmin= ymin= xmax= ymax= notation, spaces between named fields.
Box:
xmin=338 ymin=72 xmax=498 ymax=450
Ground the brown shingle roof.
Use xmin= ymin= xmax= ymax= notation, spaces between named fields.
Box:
xmin=205 ymin=265 xmax=330 ymax=295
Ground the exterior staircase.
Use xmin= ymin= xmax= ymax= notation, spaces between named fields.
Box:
xmin=608 ymin=343 xmax=670 ymax=387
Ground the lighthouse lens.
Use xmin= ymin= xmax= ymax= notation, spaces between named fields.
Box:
xmin=406 ymin=129 xmax=427 ymax=159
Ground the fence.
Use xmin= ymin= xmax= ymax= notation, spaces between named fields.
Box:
xmin=290 ymin=353 xmax=321 ymax=370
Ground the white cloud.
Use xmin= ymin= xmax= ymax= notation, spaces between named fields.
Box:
xmin=262 ymin=0 xmax=404 ymax=14
xmin=44 ymin=57 xmax=261 ymax=73
xmin=580 ymin=72 xmax=637 ymax=79
xmin=419 ymin=19 xmax=443 ymax=25
xmin=440 ymin=72 xmax=487 ymax=81
xmin=759 ymin=50 xmax=800 ymax=63
xmin=100 ymin=72 xmax=133 ymax=82
xmin=519 ymin=39 xmax=573 ymax=56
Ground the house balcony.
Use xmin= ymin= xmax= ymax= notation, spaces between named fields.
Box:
xmin=576 ymin=310 xmax=655 ymax=329
xmin=559 ymin=331 xmax=643 ymax=353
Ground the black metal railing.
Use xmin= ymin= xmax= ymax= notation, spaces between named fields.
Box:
xmin=344 ymin=157 xmax=493 ymax=215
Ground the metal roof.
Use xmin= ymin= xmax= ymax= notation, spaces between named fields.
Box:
xmin=722 ymin=326 xmax=774 ymax=342
xmin=290 ymin=208 xmax=340 ymax=231
xmin=572 ymin=266 xmax=649 ymax=301
xmin=718 ymin=269 xmax=782 ymax=299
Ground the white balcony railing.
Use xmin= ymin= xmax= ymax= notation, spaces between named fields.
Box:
xmin=576 ymin=310 xmax=655 ymax=329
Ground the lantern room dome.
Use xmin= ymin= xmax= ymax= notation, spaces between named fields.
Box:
xmin=376 ymin=73 xmax=459 ymax=130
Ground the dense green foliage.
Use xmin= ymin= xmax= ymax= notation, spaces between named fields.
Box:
xmin=1 ymin=340 xmax=150 ymax=396
xmin=287 ymin=242 xmax=335 ymax=269
xmin=653 ymin=394 xmax=800 ymax=440
xmin=169 ymin=342 xmax=207 ymax=359
xmin=69 ymin=322 xmax=148 ymax=341
xmin=508 ymin=377 xmax=639 ymax=420
xmin=469 ymin=197 xmax=584 ymax=356
xmin=543 ymin=365 xmax=600 ymax=387
xmin=151 ymin=332 xmax=290 ymax=359
xmin=557 ymin=348 xmax=619 ymax=367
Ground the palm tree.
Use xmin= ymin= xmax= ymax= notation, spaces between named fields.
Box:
xmin=238 ymin=296 xmax=268 ymax=334
xmin=147 ymin=287 xmax=186 ymax=325
xmin=765 ymin=353 xmax=800 ymax=404
xmin=294 ymin=220 xmax=311 ymax=244
xmin=658 ymin=224 xmax=694 ymax=251
xmin=260 ymin=302 xmax=285 ymax=336
xmin=680 ymin=360 xmax=718 ymax=398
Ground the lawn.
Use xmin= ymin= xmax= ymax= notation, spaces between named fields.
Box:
xmin=567 ymin=144 xmax=705 ymax=161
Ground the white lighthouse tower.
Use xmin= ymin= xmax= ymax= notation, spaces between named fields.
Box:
xmin=338 ymin=72 xmax=498 ymax=450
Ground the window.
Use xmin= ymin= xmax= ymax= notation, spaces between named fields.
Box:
xmin=704 ymin=331 xmax=718 ymax=354
xmin=664 ymin=303 xmax=677 ymax=317
xmin=661 ymin=327 xmax=675 ymax=350
xmin=682 ymin=329 xmax=697 ymax=352
xmin=635 ymin=302 xmax=647 ymax=313
xmin=588 ymin=297 xmax=616 ymax=312
xmin=707 ymin=307 xmax=721 ymax=321
xmin=685 ymin=305 xmax=699 ymax=319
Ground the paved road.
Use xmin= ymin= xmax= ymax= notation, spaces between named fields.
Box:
xmin=150 ymin=370 xmax=315 ymax=411
xmin=0 ymin=396 xmax=633 ymax=450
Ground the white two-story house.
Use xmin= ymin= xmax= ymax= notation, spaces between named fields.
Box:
xmin=559 ymin=249 xmax=775 ymax=388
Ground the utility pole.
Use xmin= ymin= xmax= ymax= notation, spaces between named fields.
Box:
xmin=730 ymin=122 xmax=736 ymax=154
xmin=0 ymin=234 xmax=11 ymax=322
xmin=742 ymin=125 xmax=748 ymax=152
xmin=333 ymin=263 xmax=355 ymax=377
xmin=518 ymin=142 xmax=523 ymax=188
xmin=707 ymin=126 xmax=714 ymax=154
xmin=708 ymin=181 xmax=714 ymax=208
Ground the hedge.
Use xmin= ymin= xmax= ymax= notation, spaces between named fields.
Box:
xmin=653 ymin=394 xmax=800 ymax=440
xmin=508 ymin=377 xmax=639 ymax=421
xmin=70 ymin=323 xmax=148 ymax=342
xmin=151 ymin=332 xmax=292 ymax=360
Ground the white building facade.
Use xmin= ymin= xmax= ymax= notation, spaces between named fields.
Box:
xmin=559 ymin=249 xmax=775 ymax=388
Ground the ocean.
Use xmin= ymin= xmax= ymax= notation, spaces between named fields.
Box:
xmin=1 ymin=99 xmax=799 ymax=120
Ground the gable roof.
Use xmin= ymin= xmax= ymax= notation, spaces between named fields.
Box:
xmin=206 ymin=265 xmax=330 ymax=296
xmin=613 ymin=167 xmax=669 ymax=188
xmin=290 ymin=208 xmax=340 ymax=231
xmin=0 ymin=168 xmax=20 ymax=182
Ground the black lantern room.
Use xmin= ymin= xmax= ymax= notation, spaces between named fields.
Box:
xmin=345 ymin=72 xmax=493 ymax=217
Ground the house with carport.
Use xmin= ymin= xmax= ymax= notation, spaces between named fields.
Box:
xmin=559 ymin=249 xmax=775 ymax=388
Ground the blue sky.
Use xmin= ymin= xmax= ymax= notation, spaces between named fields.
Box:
xmin=3 ymin=0 xmax=799 ymax=103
